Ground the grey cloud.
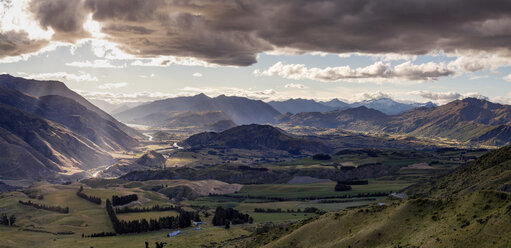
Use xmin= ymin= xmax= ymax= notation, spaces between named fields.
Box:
xmin=30 ymin=0 xmax=89 ymax=41
xmin=0 ymin=31 xmax=49 ymax=59
xmin=24 ymin=0 xmax=511 ymax=66
xmin=410 ymin=90 xmax=488 ymax=102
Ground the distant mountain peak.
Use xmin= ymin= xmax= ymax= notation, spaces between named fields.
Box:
xmin=194 ymin=93 xmax=210 ymax=99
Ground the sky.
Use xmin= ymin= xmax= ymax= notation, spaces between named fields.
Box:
xmin=2 ymin=0 xmax=511 ymax=105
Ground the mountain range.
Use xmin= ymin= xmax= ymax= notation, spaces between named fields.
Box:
xmin=268 ymin=97 xmax=435 ymax=115
xmin=279 ymin=98 xmax=511 ymax=146
xmin=132 ymin=110 xmax=236 ymax=131
xmin=115 ymin=93 xmax=281 ymax=125
xmin=0 ymin=75 xmax=140 ymax=180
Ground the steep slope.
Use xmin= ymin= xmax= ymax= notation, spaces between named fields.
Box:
xmin=0 ymin=103 xmax=113 ymax=179
xmin=383 ymin=98 xmax=511 ymax=145
xmin=255 ymin=147 xmax=511 ymax=248
xmin=0 ymin=74 xmax=142 ymax=139
xmin=115 ymin=93 xmax=280 ymax=125
xmin=183 ymin=124 xmax=331 ymax=154
xmin=268 ymin=99 xmax=335 ymax=114
xmin=0 ymin=86 xmax=138 ymax=151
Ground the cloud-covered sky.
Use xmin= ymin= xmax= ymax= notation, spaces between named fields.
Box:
xmin=2 ymin=0 xmax=511 ymax=104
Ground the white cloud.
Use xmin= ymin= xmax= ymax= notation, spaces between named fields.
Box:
xmin=138 ymin=73 xmax=155 ymax=78
xmin=66 ymin=59 xmax=125 ymax=68
xmin=98 ymin=82 xmax=128 ymax=89
xmin=181 ymin=87 xmax=278 ymax=100
xmin=256 ymin=61 xmax=454 ymax=83
xmin=17 ymin=71 xmax=98 ymax=82
xmin=448 ymin=51 xmax=511 ymax=72
xmin=503 ymin=74 xmax=511 ymax=82
xmin=410 ymin=90 xmax=488 ymax=103
xmin=192 ymin=72 xmax=203 ymax=77
xmin=77 ymin=87 xmax=280 ymax=104
xmin=352 ymin=91 xmax=393 ymax=102
xmin=0 ymin=0 xmax=53 ymax=40
xmin=77 ymin=90 xmax=179 ymax=104
xmin=284 ymin=83 xmax=307 ymax=89
xmin=131 ymin=56 xmax=216 ymax=68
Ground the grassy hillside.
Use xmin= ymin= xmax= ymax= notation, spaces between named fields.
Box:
xmin=244 ymin=146 xmax=511 ymax=248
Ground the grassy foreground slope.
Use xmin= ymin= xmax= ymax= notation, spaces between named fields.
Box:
xmin=253 ymin=147 xmax=511 ymax=248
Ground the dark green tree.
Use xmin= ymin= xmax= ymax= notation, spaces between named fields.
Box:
xmin=8 ymin=215 xmax=15 ymax=226
xmin=0 ymin=214 xmax=8 ymax=226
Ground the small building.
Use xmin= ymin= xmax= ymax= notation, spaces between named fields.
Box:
xmin=168 ymin=230 xmax=181 ymax=237
xmin=193 ymin=221 xmax=202 ymax=226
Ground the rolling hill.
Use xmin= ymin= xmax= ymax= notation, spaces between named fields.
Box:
xmin=132 ymin=110 xmax=237 ymax=131
xmin=254 ymin=146 xmax=511 ymax=248
xmin=183 ymin=124 xmax=331 ymax=154
xmin=115 ymin=93 xmax=280 ymax=125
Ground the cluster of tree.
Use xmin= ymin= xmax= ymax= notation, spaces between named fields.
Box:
xmin=302 ymin=207 xmax=326 ymax=214
xmin=145 ymin=242 xmax=167 ymax=248
xmin=312 ymin=154 xmax=332 ymax=160
xmin=319 ymin=198 xmax=376 ymax=203
xmin=76 ymin=186 xmax=101 ymax=205
xmin=237 ymin=165 xmax=269 ymax=171
xmin=18 ymin=200 xmax=69 ymax=214
xmin=106 ymin=199 xmax=194 ymax=234
xmin=112 ymin=194 xmax=138 ymax=206
xmin=212 ymin=207 xmax=253 ymax=227
xmin=336 ymin=180 xmax=369 ymax=185
xmin=334 ymin=182 xmax=352 ymax=191
xmin=210 ymin=192 xmax=390 ymax=201
xmin=0 ymin=213 xmax=15 ymax=226
xmin=82 ymin=232 xmax=117 ymax=238
xmin=115 ymin=205 xmax=181 ymax=214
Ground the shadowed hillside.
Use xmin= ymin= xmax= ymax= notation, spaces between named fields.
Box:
xmin=115 ymin=93 xmax=280 ymax=125
xmin=0 ymin=74 xmax=142 ymax=139
xmin=184 ymin=124 xmax=331 ymax=154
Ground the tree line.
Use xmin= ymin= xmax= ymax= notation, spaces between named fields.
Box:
xmin=112 ymin=194 xmax=138 ymax=206
xmin=18 ymin=200 xmax=69 ymax=214
xmin=105 ymin=199 xmax=197 ymax=234
xmin=77 ymin=186 xmax=101 ymax=205
xmin=253 ymin=207 xmax=324 ymax=214
xmin=210 ymin=191 xmax=391 ymax=201
xmin=212 ymin=207 xmax=253 ymax=227
xmin=82 ymin=232 xmax=117 ymax=238
xmin=115 ymin=204 xmax=182 ymax=214
xmin=0 ymin=213 xmax=15 ymax=226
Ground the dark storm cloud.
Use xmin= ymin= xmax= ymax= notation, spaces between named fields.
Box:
xmin=24 ymin=0 xmax=511 ymax=66
xmin=0 ymin=30 xmax=49 ymax=59
xmin=29 ymin=0 xmax=90 ymax=41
